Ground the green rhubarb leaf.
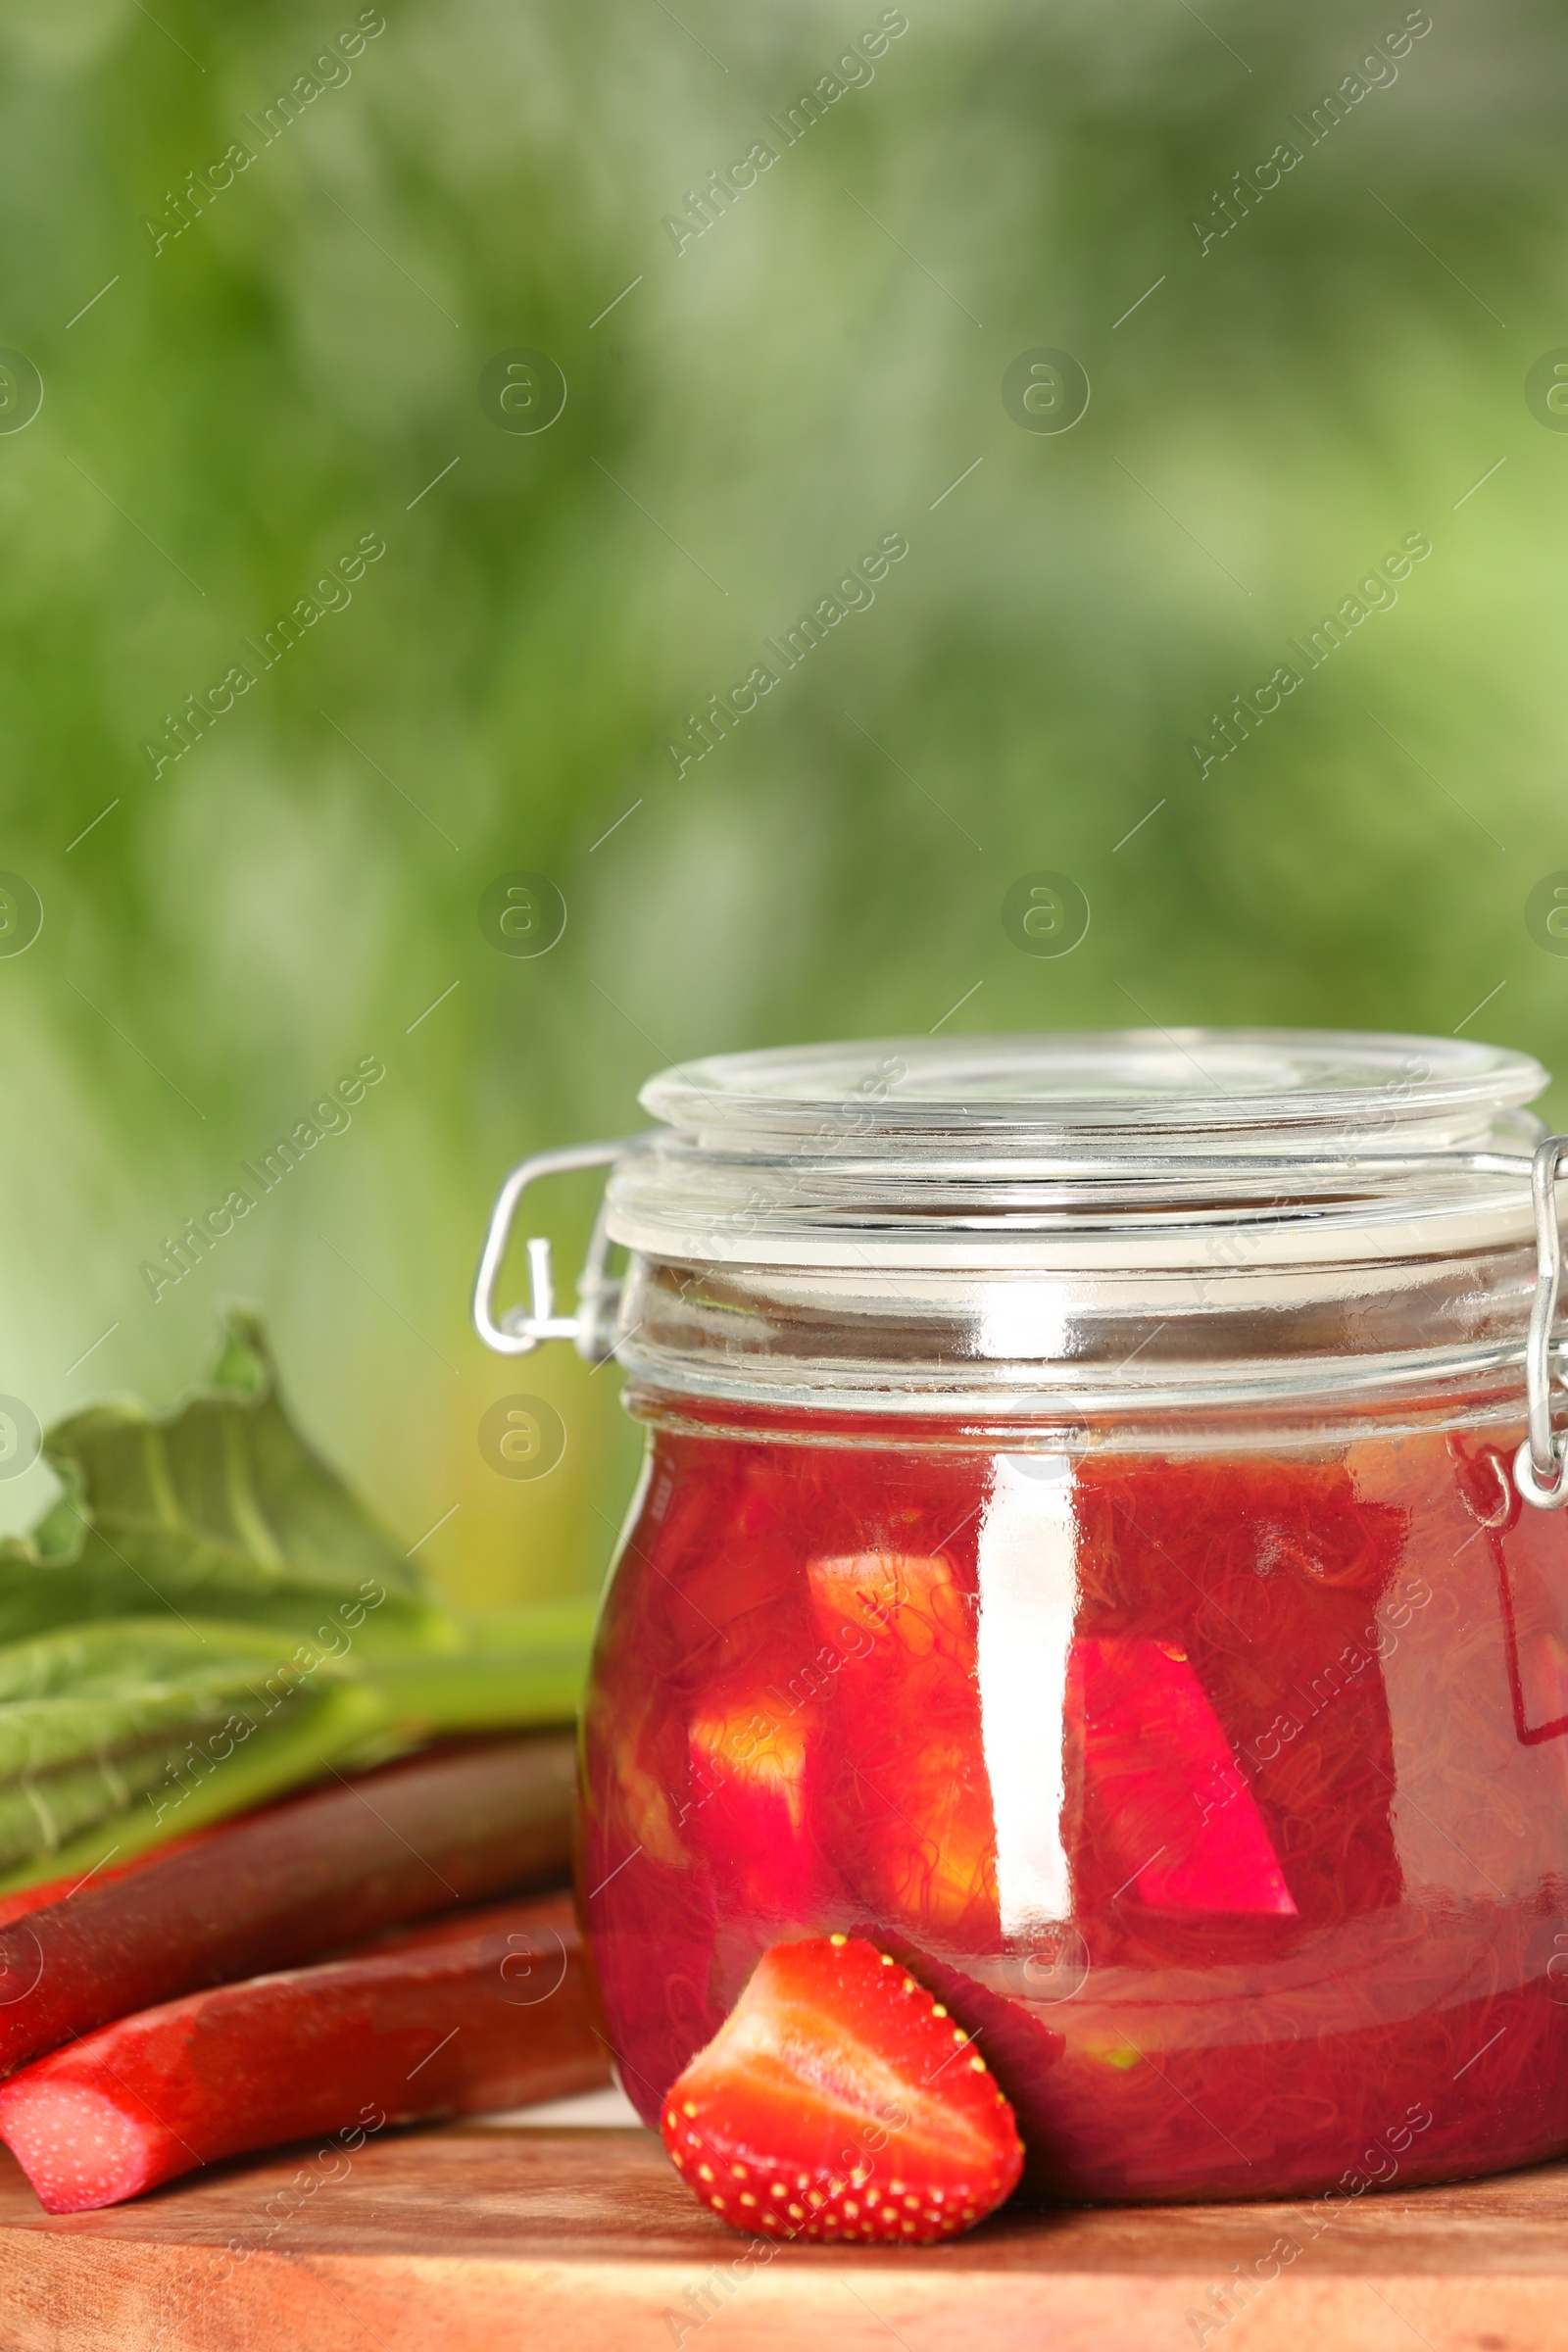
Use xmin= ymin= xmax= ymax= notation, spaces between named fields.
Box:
xmin=0 ymin=1618 xmax=344 ymax=1788
xmin=0 ymin=1616 xmax=325 ymax=1704
xmin=0 ymin=1679 xmax=385 ymax=1891
xmin=1 ymin=1307 xmax=450 ymax=1652
xmin=0 ymin=1317 xmax=599 ymax=1886
xmin=0 ymin=1603 xmax=598 ymax=1887
xmin=0 ymin=1617 xmax=357 ymax=1872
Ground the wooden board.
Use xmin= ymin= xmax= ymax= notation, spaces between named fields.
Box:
xmin=2 ymin=2123 xmax=1565 ymax=2352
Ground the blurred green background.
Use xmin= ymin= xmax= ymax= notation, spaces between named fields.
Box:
xmin=0 ymin=0 xmax=1563 ymax=1610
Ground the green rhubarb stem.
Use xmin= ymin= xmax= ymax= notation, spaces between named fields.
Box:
xmin=363 ymin=1642 xmax=594 ymax=1739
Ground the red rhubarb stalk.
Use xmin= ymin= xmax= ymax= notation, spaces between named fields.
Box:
xmin=0 ymin=1828 xmax=221 ymax=1932
xmin=0 ymin=1890 xmax=607 ymax=2212
xmin=0 ymin=1734 xmax=574 ymax=2078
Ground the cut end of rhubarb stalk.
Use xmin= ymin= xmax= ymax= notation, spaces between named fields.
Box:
xmin=0 ymin=2080 xmax=179 ymax=2213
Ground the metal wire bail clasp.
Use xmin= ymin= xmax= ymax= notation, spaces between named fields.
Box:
xmin=472 ymin=1141 xmax=628 ymax=1361
xmin=1514 ymin=1133 xmax=1568 ymax=1509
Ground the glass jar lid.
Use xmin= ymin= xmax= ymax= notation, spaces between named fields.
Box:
xmin=472 ymin=1028 xmax=1568 ymax=1450
xmin=607 ymin=1029 xmax=1546 ymax=1272
xmin=639 ymin=1029 xmax=1542 ymax=1150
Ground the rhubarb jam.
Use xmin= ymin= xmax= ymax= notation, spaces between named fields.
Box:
xmin=581 ymin=1418 xmax=1568 ymax=2202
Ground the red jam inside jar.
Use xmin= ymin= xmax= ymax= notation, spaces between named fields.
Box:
xmin=583 ymin=1414 xmax=1568 ymax=2200
xmin=479 ymin=1029 xmax=1568 ymax=2200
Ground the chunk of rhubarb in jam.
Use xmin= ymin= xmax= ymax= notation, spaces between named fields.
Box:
xmin=1074 ymin=1458 xmax=1405 ymax=1929
xmin=688 ymin=1690 xmax=830 ymax=1918
xmin=1072 ymin=1638 xmax=1296 ymax=1916
xmin=807 ymin=1551 xmax=961 ymax=1657
xmin=808 ymin=1553 xmax=999 ymax=1944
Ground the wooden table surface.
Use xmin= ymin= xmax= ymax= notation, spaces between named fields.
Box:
xmin=3 ymin=2122 xmax=1564 ymax=2352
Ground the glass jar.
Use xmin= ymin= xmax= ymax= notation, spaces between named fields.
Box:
xmin=475 ymin=1030 xmax=1568 ymax=2203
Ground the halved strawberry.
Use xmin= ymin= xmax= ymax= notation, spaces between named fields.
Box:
xmin=660 ymin=1933 xmax=1023 ymax=2243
